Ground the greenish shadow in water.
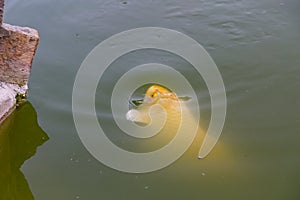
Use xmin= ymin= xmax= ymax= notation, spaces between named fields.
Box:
xmin=0 ymin=102 xmax=49 ymax=200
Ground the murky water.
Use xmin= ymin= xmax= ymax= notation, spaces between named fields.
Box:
xmin=1 ymin=0 xmax=300 ymax=199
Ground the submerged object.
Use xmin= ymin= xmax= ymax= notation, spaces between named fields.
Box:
xmin=126 ymin=85 xmax=180 ymax=125
xmin=126 ymin=85 xmax=200 ymax=141
xmin=125 ymin=84 xmax=227 ymax=160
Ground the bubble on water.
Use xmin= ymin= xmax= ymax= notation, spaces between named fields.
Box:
xmin=201 ymin=172 xmax=206 ymax=176
xmin=74 ymin=33 xmax=80 ymax=38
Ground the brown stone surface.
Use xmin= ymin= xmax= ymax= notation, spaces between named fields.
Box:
xmin=0 ymin=23 xmax=39 ymax=85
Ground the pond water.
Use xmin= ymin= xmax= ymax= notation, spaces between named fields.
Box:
xmin=1 ymin=0 xmax=300 ymax=199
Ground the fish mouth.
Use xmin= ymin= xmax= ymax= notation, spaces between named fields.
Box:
xmin=125 ymin=109 xmax=151 ymax=125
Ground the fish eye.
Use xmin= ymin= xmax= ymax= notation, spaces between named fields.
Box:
xmin=151 ymin=92 xmax=158 ymax=98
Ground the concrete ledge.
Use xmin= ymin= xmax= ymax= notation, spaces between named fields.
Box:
xmin=0 ymin=82 xmax=27 ymax=124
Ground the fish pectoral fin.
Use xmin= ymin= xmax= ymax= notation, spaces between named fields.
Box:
xmin=178 ymin=96 xmax=192 ymax=101
xmin=130 ymin=99 xmax=144 ymax=107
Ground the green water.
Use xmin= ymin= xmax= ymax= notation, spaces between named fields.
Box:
xmin=1 ymin=0 xmax=300 ymax=199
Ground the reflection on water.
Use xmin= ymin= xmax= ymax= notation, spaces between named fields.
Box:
xmin=0 ymin=102 xmax=48 ymax=200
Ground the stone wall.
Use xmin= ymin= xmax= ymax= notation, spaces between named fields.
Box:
xmin=0 ymin=24 xmax=39 ymax=85
xmin=0 ymin=0 xmax=39 ymax=123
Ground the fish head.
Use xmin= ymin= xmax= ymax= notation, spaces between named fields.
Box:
xmin=143 ymin=85 xmax=178 ymax=107
xmin=126 ymin=85 xmax=181 ymax=125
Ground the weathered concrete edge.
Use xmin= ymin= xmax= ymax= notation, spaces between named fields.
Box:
xmin=0 ymin=82 xmax=27 ymax=124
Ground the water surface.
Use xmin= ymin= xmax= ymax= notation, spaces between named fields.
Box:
xmin=1 ymin=0 xmax=300 ymax=199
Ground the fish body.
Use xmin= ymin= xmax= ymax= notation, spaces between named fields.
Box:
xmin=126 ymin=85 xmax=228 ymax=160
xmin=126 ymin=85 xmax=199 ymax=141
